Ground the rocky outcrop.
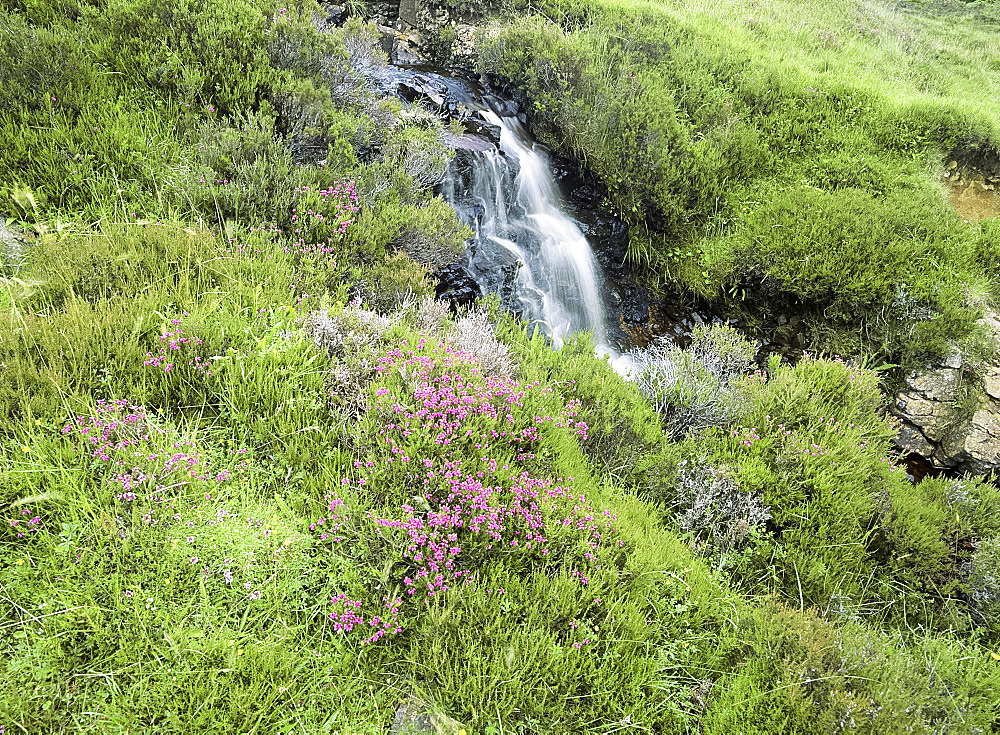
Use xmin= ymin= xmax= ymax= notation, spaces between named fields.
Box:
xmin=389 ymin=696 xmax=465 ymax=734
xmin=360 ymin=0 xmax=495 ymax=67
xmin=891 ymin=312 xmax=1000 ymax=475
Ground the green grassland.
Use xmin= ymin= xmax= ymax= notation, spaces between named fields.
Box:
xmin=2 ymin=0 xmax=1000 ymax=732
xmin=481 ymin=0 xmax=1000 ymax=364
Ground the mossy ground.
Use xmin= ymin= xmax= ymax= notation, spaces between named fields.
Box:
xmin=2 ymin=0 xmax=1000 ymax=732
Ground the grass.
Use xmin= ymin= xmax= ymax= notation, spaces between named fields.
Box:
xmin=3 ymin=0 xmax=1000 ymax=732
xmin=480 ymin=0 xmax=1000 ymax=367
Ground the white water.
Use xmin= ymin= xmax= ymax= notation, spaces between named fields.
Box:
xmin=447 ymin=110 xmax=610 ymax=350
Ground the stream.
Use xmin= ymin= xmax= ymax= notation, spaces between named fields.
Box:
xmin=442 ymin=109 xmax=610 ymax=349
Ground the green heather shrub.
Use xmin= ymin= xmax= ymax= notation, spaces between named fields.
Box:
xmin=630 ymin=325 xmax=757 ymax=439
xmin=390 ymin=196 xmax=471 ymax=270
xmin=350 ymin=251 xmax=435 ymax=313
xmin=95 ymin=0 xmax=276 ymax=117
xmin=879 ymin=475 xmax=1000 ymax=636
xmin=734 ymin=186 xmax=985 ymax=360
xmin=705 ymin=602 xmax=1000 ymax=734
xmin=711 ymin=355 xmax=903 ymax=611
xmin=968 ymin=535 xmax=1000 ymax=639
xmin=708 ymin=352 xmax=999 ymax=632
xmin=496 ymin=327 xmax=670 ymax=482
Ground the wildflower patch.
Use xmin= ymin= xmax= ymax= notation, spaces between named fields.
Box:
xmin=310 ymin=338 xmax=621 ymax=644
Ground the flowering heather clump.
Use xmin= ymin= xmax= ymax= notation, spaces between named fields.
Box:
xmin=286 ymin=180 xmax=359 ymax=260
xmin=144 ymin=314 xmax=213 ymax=376
xmin=61 ymin=401 xmax=238 ymax=504
xmin=313 ymin=338 xmax=618 ymax=645
xmin=9 ymin=509 xmax=43 ymax=539
xmin=328 ymin=594 xmax=402 ymax=644
xmin=61 ymin=399 xmax=150 ymax=461
xmin=310 ymin=496 xmax=346 ymax=542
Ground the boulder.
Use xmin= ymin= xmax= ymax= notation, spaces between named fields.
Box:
xmin=936 ymin=407 xmax=1000 ymax=475
xmin=324 ymin=3 xmax=345 ymax=25
xmin=891 ymin=315 xmax=1000 ymax=475
xmin=441 ymin=131 xmax=495 ymax=152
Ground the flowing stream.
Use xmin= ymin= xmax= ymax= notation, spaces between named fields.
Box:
xmin=442 ymin=110 xmax=610 ymax=350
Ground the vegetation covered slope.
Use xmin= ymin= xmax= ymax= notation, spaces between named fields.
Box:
xmin=2 ymin=0 xmax=1000 ymax=733
xmin=481 ymin=0 xmax=1000 ymax=364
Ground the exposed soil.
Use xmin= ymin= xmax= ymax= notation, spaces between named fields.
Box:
xmin=942 ymin=143 xmax=1000 ymax=221
xmin=945 ymin=164 xmax=1000 ymax=221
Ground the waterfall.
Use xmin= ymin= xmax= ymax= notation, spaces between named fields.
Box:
xmin=443 ymin=109 xmax=611 ymax=350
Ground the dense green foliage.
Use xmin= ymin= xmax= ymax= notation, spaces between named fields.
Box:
xmin=480 ymin=0 xmax=1000 ymax=364
xmin=3 ymin=0 xmax=1000 ymax=732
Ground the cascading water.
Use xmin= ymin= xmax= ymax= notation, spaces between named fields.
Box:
xmin=443 ymin=110 xmax=610 ymax=349
xmin=376 ymin=65 xmax=622 ymax=352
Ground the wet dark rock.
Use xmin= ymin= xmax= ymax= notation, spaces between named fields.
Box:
xmin=397 ymin=74 xmax=448 ymax=104
xmin=578 ymin=215 xmax=627 ymax=276
xmin=462 ymin=116 xmax=501 ymax=143
xmin=616 ymin=283 xmax=651 ymax=327
xmin=434 ymin=261 xmax=480 ymax=308
xmin=441 ymin=131 xmax=494 ymax=152
xmin=364 ymin=0 xmax=402 ymax=25
xmin=324 ymin=3 xmax=345 ymax=25
xmin=548 ymin=157 xmax=578 ymax=184
xmin=570 ymin=184 xmax=602 ymax=206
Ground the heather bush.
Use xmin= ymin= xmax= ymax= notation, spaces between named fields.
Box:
xmin=95 ymin=0 xmax=276 ymax=117
xmin=968 ymin=535 xmax=1000 ymax=637
xmin=879 ymin=474 xmax=1000 ymax=635
xmin=705 ymin=355 xmax=906 ymax=610
xmin=350 ymin=252 xmax=435 ymax=313
xmin=735 ymin=186 xmax=985 ymax=361
xmin=406 ymin=295 xmax=452 ymax=336
xmin=391 ymin=196 xmax=471 ymax=270
xmin=447 ymin=305 xmax=516 ymax=378
xmin=669 ymin=458 xmax=771 ymax=561
xmin=630 ymin=325 xmax=756 ymax=439
xmin=704 ymin=602 xmax=1000 ymax=734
